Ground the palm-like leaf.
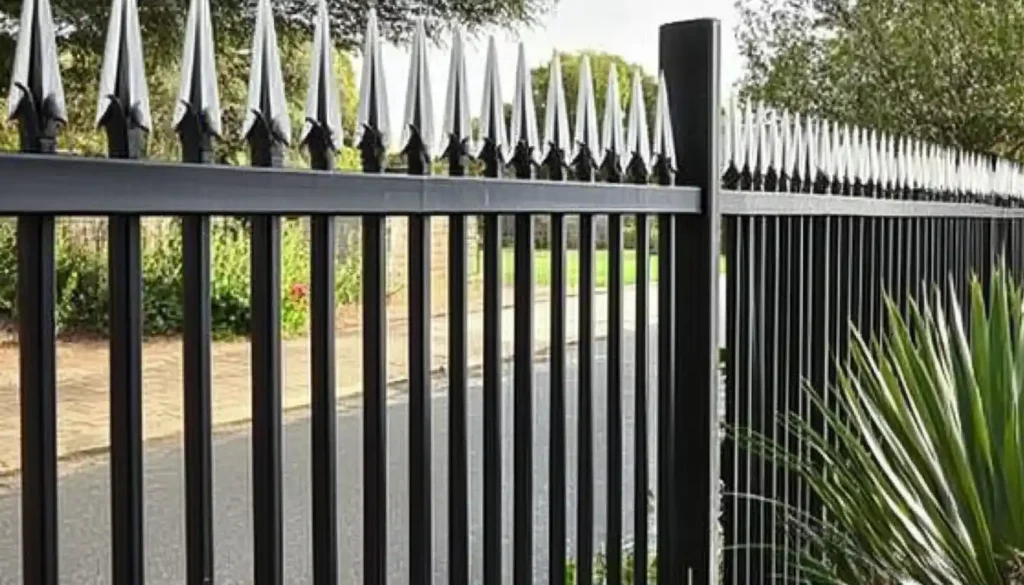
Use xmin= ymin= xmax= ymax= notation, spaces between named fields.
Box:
xmin=738 ymin=261 xmax=1024 ymax=584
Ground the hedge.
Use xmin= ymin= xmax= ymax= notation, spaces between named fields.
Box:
xmin=0 ymin=218 xmax=362 ymax=339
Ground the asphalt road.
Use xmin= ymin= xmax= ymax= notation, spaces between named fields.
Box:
xmin=0 ymin=331 xmax=662 ymax=585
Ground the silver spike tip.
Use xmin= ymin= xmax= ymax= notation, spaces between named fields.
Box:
xmin=172 ymin=0 xmax=221 ymax=136
xmin=625 ymin=68 xmax=650 ymax=179
xmin=400 ymin=17 xmax=435 ymax=164
xmin=355 ymin=7 xmax=391 ymax=155
xmin=7 ymin=0 xmax=67 ymax=125
xmin=652 ymin=71 xmax=676 ymax=178
xmin=509 ymin=42 xmax=540 ymax=167
xmin=441 ymin=26 xmax=471 ymax=161
xmin=96 ymin=0 xmax=151 ymax=132
xmin=599 ymin=62 xmax=625 ymax=178
xmin=242 ymin=0 xmax=291 ymax=145
xmin=478 ymin=35 xmax=507 ymax=163
xmin=542 ymin=50 xmax=571 ymax=169
xmin=572 ymin=54 xmax=601 ymax=166
xmin=299 ymin=0 xmax=342 ymax=151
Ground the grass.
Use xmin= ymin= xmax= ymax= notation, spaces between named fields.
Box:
xmin=501 ymin=248 xmax=660 ymax=288
xmin=474 ymin=249 xmax=726 ymax=289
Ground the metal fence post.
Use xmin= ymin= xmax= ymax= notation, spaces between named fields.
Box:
xmin=660 ymin=18 xmax=722 ymax=585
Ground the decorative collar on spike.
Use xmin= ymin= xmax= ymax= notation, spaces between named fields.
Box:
xmin=651 ymin=71 xmax=676 ymax=185
xmin=599 ymin=64 xmax=625 ymax=182
xmin=441 ymin=27 xmax=471 ymax=173
xmin=173 ymin=0 xmax=221 ymax=136
xmin=356 ymin=8 xmax=390 ymax=171
xmin=8 ymin=0 xmax=67 ymax=128
xmin=400 ymin=18 xmax=435 ymax=174
xmin=571 ymin=55 xmax=601 ymax=179
xmin=478 ymin=36 xmax=507 ymax=175
xmin=96 ymin=0 xmax=150 ymax=132
xmin=509 ymin=42 xmax=539 ymax=177
xmin=242 ymin=0 xmax=291 ymax=145
xmin=541 ymin=50 xmax=571 ymax=178
xmin=625 ymin=69 xmax=650 ymax=183
xmin=299 ymin=0 xmax=342 ymax=152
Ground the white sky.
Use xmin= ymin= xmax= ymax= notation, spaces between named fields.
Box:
xmin=353 ymin=0 xmax=742 ymax=147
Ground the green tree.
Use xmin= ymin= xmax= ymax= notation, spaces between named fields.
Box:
xmin=0 ymin=0 xmax=556 ymax=163
xmin=530 ymin=50 xmax=656 ymax=139
xmin=735 ymin=0 xmax=1024 ymax=159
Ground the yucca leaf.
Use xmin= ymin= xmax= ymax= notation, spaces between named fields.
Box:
xmin=735 ymin=262 xmax=1024 ymax=584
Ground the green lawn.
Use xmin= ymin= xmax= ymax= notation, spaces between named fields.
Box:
xmin=473 ymin=249 xmax=726 ymax=288
xmin=495 ymin=249 xmax=658 ymax=288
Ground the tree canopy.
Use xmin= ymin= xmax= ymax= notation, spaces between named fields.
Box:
xmin=529 ymin=50 xmax=656 ymax=140
xmin=0 ymin=0 xmax=556 ymax=163
xmin=735 ymin=0 xmax=1024 ymax=160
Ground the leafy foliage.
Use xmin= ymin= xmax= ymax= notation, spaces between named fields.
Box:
xmin=0 ymin=218 xmax=362 ymax=339
xmin=735 ymin=0 xmax=1024 ymax=159
xmin=740 ymin=264 xmax=1024 ymax=584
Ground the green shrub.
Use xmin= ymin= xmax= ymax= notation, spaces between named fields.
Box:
xmin=0 ymin=217 xmax=362 ymax=339
xmin=739 ymin=261 xmax=1024 ymax=584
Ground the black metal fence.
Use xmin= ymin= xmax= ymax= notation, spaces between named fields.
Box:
xmin=5 ymin=0 xmax=1023 ymax=583
xmin=718 ymin=90 xmax=1024 ymax=583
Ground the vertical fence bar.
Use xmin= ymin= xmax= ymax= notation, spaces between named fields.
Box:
xmin=753 ymin=208 xmax=767 ymax=585
xmin=357 ymin=12 xmax=389 ymax=585
xmin=722 ymin=210 xmax=744 ymax=585
xmin=656 ymin=211 xmax=676 ymax=583
xmin=362 ymin=206 xmax=388 ymax=585
xmin=780 ymin=190 xmax=801 ymax=584
xmin=15 ymin=67 xmax=61 ymax=584
xmin=408 ymin=208 xmax=433 ymax=583
xmin=808 ymin=176 xmax=830 ymax=540
xmin=661 ymin=18 xmax=722 ymax=585
xmin=607 ymin=211 xmax=624 ymax=585
xmin=308 ymin=130 xmax=338 ymax=585
xmin=180 ymin=117 xmax=215 ymax=585
xmin=573 ymin=63 xmax=600 ymax=585
xmin=443 ymin=29 xmax=471 ymax=585
xmin=549 ymin=209 xmax=567 ymax=585
xmin=514 ymin=209 xmax=534 ymax=585
xmin=510 ymin=57 xmax=539 ymax=580
xmin=633 ymin=211 xmax=650 ymax=585
xmin=310 ymin=207 xmax=338 ymax=584
xmin=653 ymin=98 xmax=678 ymax=585
xmin=251 ymin=206 xmax=283 ymax=585
xmin=864 ymin=185 xmax=878 ymax=342
xmin=108 ymin=209 xmax=145 ymax=585
xmin=402 ymin=127 xmax=434 ymax=585
xmin=482 ymin=210 xmax=503 ymax=585
xmin=765 ymin=200 xmax=782 ymax=584
xmin=18 ymin=209 xmax=58 ymax=585
xmin=174 ymin=0 xmax=221 ymax=564
xmin=103 ymin=97 xmax=147 ymax=585
xmin=248 ymin=125 xmax=285 ymax=585
xmin=577 ymin=211 xmax=596 ymax=585
xmin=403 ymin=22 xmax=434 ymax=580
xmin=447 ymin=206 xmax=469 ymax=585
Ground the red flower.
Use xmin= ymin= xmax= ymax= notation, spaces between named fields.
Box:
xmin=290 ymin=282 xmax=308 ymax=301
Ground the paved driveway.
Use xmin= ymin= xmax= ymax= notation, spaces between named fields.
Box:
xmin=0 ymin=333 xmax=662 ymax=585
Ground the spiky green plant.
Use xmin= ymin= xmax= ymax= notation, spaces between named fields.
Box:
xmin=742 ymin=264 xmax=1024 ymax=584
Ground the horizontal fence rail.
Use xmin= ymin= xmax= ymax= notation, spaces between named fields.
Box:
xmin=3 ymin=0 xmax=1024 ymax=583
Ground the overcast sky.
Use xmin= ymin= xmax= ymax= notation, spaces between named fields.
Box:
xmin=352 ymin=0 xmax=742 ymax=146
